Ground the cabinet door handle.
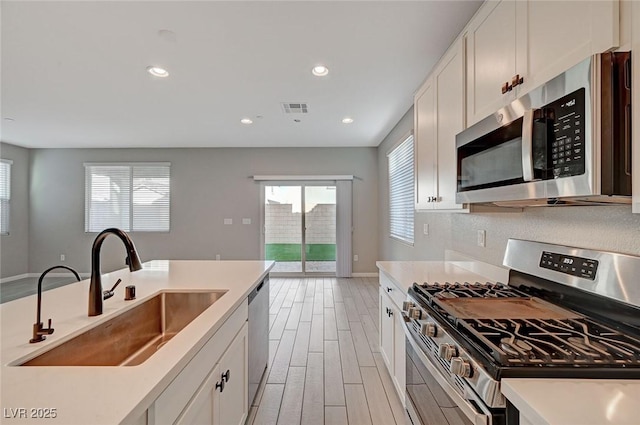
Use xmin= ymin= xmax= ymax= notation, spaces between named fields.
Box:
xmin=386 ymin=287 xmax=392 ymax=293
xmin=386 ymin=308 xmax=393 ymax=317
xmin=501 ymin=82 xmax=513 ymax=94
xmin=215 ymin=379 xmax=225 ymax=393
xmin=512 ymin=74 xmax=524 ymax=87
xmin=222 ymin=369 xmax=230 ymax=383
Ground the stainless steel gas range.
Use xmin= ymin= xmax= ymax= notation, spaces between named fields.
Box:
xmin=402 ymin=239 xmax=640 ymax=425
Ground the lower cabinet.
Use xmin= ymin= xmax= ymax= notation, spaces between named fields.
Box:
xmin=379 ymin=286 xmax=406 ymax=405
xmin=148 ymin=300 xmax=249 ymax=425
xmin=177 ymin=322 xmax=248 ymax=425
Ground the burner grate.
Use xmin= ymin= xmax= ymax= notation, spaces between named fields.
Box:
xmin=464 ymin=317 xmax=640 ymax=365
xmin=416 ymin=282 xmax=527 ymax=300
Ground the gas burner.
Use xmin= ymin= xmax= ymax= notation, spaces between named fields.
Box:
xmin=462 ymin=317 xmax=640 ymax=365
xmin=415 ymin=282 xmax=528 ymax=300
xmin=499 ymin=338 xmax=533 ymax=357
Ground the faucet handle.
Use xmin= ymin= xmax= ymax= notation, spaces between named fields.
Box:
xmin=45 ymin=318 xmax=55 ymax=334
xmin=103 ymin=278 xmax=122 ymax=300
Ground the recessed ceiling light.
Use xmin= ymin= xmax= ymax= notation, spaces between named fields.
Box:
xmin=241 ymin=118 xmax=253 ymax=125
xmin=342 ymin=117 xmax=354 ymax=124
xmin=147 ymin=66 xmax=169 ymax=78
xmin=312 ymin=65 xmax=329 ymax=77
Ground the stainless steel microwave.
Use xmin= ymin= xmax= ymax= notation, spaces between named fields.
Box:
xmin=455 ymin=53 xmax=632 ymax=206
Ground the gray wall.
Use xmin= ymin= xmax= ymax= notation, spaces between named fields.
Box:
xmin=0 ymin=143 xmax=30 ymax=278
xmin=29 ymin=147 xmax=378 ymax=275
xmin=378 ymin=107 xmax=640 ymax=266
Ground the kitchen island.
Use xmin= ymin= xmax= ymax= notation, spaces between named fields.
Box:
xmin=0 ymin=260 xmax=273 ymax=424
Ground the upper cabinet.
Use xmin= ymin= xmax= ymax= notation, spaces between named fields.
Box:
xmin=415 ymin=0 xmax=626 ymax=212
xmin=465 ymin=1 xmax=518 ymax=126
xmin=415 ymin=39 xmax=466 ymax=211
xmin=414 ymin=75 xmax=437 ymax=209
xmin=466 ymin=0 xmax=620 ymax=126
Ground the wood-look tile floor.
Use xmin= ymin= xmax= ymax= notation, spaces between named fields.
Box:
xmin=246 ymin=277 xmax=406 ymax=425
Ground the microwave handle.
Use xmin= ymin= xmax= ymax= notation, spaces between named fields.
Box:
xmin=521 ymin=109 xmax=535 ymax=182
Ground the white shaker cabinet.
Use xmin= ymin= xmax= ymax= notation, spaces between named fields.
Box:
xmin=218 ymin=323 xmax=248 ymax=425
xmin=378 ymin=273 xmax=406 ymax=405
xmin=176 ymin=322 xmax=248 ymax=425
xmin=150 ymin=301 xmax=249 ymax=425
xmin=515 ymin=0 xmax=619 ymax=97
xmin=465 ymin=0 xmax=518 ymax=126
xmin=415 ymin=38 xmax=466 ymax=211
xmin=379 ymin=287 xmax=395 ymax=370
xmin=466 ymin=0 xmax=619 ymax=126
xmin=414 ymin=76 xmax=437 ymax=210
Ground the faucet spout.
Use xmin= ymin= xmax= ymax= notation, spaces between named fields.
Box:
xmin=31 ymin=265 xmax=81 ymax=343
xmin=89 ymin=228 xmax=143 ymax=317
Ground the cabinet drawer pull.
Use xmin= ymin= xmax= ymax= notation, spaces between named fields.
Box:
xmin=222 ymin=369 xmax=230 ymax=383
xmin=386 ymin=287 xmax=393 ymax=293
xmin=512 ymin=74 xmax=524 ymax=87
xmin=215 ymin=379 xmax=225 ymax=393
xmin=501 ymin=82 xmax=513 ymax=94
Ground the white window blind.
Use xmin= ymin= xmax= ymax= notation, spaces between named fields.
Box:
xmin=0 ymin=159 xmax=12 ymax=235
xmin=388 ymin=135 xmax=414 ymax=244
xmin=85 ymin=163 xmax=170 ymax=232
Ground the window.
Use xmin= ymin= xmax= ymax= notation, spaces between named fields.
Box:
xmin=85 ymin=163 xmax=170 ymax=232
xmin=0 ymin=159 xmax=12 ymax=235
xmin=388 ymin=134 xmax=414 ymax=244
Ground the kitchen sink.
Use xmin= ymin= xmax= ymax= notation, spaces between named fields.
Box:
xmin=19 ymin=290 xmax=227 ymax=367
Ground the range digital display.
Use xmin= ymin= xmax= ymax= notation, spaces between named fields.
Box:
xmin=539 ymin=251 xmax=598 ymax=280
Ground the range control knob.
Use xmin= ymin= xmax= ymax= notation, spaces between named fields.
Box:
xmin=408 ymin=307 xmax=422 ymax=320
xmin=420 ymin=322 xmax=438 ymax=337
xmin=450 ymin=357 xmax=472 ymax=378
xmin=438 ymin=343 xmax=457 ymax=360
xmin=402 ymin=301 xmax=415 ymax=312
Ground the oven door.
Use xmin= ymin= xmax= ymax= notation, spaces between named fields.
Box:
xmin=404 ymin=319 xmax=492 ymax=425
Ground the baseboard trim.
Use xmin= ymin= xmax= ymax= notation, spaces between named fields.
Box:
xmin=0 ymin=272 xmax=90 ymax=284
xmin=33 ymin=272 xmax=91 ymax=278
xmin=0 ymin=273 xmax=30 ymax=284
xmin=352 ymin=272 xmax=379 ymax=278
xmin=268 ymin=272 xmax=379 ymax=278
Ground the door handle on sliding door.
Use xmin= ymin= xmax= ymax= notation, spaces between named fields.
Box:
xmin=521 ymin=109 xmax=535 ymax=182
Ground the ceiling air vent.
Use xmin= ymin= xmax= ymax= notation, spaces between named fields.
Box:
xmin=281 ymin=103 xmax=309 ymax=114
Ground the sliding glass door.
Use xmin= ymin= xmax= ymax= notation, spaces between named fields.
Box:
xmin=264 ymin=184 xmax=336 ymax=274
xmin=303 ymin=185 xmax=336 ymax=273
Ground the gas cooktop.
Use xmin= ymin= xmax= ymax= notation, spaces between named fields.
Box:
xmin=410 ymin=277 xmax=640 ymax=376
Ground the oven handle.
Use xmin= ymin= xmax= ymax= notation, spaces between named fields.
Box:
xmin=403 ymin=315 xmax=490 ymax=425
xmin=521 ymin=109 xmax=535 ymax=182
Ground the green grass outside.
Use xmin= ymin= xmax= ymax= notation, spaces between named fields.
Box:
xmin=266 ymin=244 xmax=336 ymax=261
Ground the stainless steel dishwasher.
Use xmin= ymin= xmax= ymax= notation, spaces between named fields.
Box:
xmin=248 ymin=276 xmax=269 ymax=405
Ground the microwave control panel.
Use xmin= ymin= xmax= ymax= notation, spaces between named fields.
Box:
xmin=546 ymin=88 xmax=586 ymax=178
xmin=540 ymin=251 xmax=598 ymax=280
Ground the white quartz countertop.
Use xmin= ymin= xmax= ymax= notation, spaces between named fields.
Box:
xmin=0 ymin=260 xmax=273 ymax=424
xmin=376 ymin=260 xmax=506 ymax=292
xmin=503 ymin=378 xmax=640 ymax=425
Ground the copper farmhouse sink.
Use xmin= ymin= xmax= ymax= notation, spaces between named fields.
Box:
xmin=19 ymin=290 xmax=227 ymax=367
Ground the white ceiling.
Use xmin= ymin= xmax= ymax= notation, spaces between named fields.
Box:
xmin=0 ymin=1 xmax=482 ymax=149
